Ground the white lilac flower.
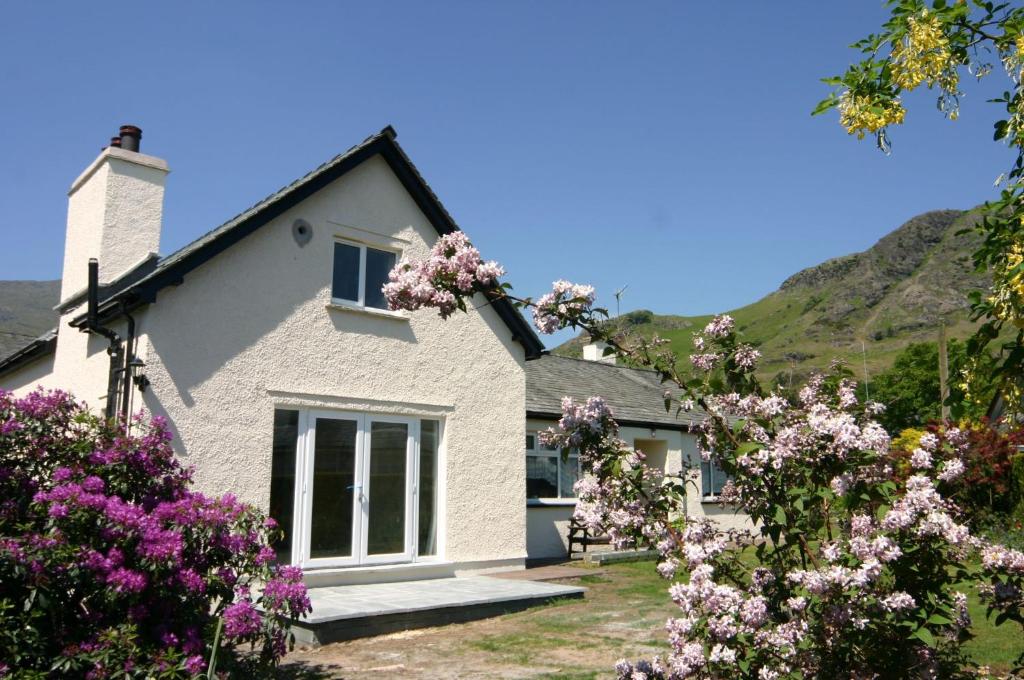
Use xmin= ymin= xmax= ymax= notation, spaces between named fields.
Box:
xmin=910 ymin=447 xmax=933 ymax=470
xmin=703 ymin=314 xmax=735 ymax=338
xmin=880 ymin=591 xmax=916 ymax=612
xmin=937 ymin=458 xmax=965 ymax=482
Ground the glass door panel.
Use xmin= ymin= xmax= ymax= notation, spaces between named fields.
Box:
xmin=365 ymin=421 xmax=409 ymax=556
xmin=309 ymin=417 xmax=358 ymax=559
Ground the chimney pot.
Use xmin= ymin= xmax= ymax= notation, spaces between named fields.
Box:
xmin=118 ymin=125 xmax=142 ymax=152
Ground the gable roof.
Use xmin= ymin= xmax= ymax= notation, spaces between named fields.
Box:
xmin=0 ymin=127 xmax=543 ymax=377
xmin=525 ymin=354 xmax=705 ymax=431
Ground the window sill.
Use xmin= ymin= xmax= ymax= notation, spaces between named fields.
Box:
xmin=527 ymin=498 xmax=577 ymax=507
xmin=327 ymin=299 xmax=409 ymax=320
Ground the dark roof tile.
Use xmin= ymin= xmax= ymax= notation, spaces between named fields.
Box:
xmin=526 ymin=354 xmax=704 ymax=430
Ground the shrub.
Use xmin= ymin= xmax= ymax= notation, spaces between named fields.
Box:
xmin=0 ymin=389 xmax=310 ymax=678
xmin=890 ymin=421 xmax=1024 ymax=523
xmin=381 ymin=235 xmax=1024 ymax=677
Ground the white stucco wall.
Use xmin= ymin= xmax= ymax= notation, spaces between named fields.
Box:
xmin=2 ymin=151 xmax=530 ymax=584
xmin=125 ymin=154 xmax=527 ymax=574
xmin=0 ymin=311 xmax=128 ymax=410
xmin=525 ymin=418 xmax=751 ymax=560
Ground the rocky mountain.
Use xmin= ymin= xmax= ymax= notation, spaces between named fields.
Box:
xmin=555 ymin=209 xmax=990 ymax=386
xmin=0 ymin=280 xmax=60 ymax=359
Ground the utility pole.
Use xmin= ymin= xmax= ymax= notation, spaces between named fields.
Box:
xmin=862 ymin=340 xmax=870 ymax=402
xmin=938 ymin=322 xmax=950 ymax=421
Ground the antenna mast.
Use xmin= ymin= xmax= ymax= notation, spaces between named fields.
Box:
xmin=613 ymin=284 xmax=629 ymax=318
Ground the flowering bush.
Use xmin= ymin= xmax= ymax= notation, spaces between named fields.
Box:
xmin=383 ymin=231 xmax=504 ymax=319
xmin=893 ymin=421 xmax=1024 ymax=522
xmin=0 ymin=389 xmax=310 ymax=678
xmin=383 ymin=236 xmax=1024 ymax=678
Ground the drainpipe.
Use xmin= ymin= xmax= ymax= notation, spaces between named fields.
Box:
xmin=119 ymin=303 xmax=137 ymax=420
xmin=85 ymin=259 xmax=124 ymax=421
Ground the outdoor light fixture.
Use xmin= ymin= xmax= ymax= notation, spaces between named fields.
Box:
xmin=129 ymin=356 xmax=149 ymax=392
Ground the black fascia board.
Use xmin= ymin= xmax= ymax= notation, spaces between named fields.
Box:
xmin=0 ymin=333 xmax=57 ymax=376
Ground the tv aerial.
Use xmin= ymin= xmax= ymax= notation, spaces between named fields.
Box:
xmin=614 ymin=284 xmax=629 ymax=318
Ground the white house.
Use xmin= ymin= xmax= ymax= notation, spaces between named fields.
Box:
xmin=523 ymin=349 xmax=749 ymax=559
xmin=0 ymin=125 xmax=545 ymax=586
xmin=0 ymin=126 xmax=746 ymax=581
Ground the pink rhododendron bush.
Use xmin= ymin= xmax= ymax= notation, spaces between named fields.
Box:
xmin=384 ymin=235 xmax=1024 ymax=678
xmin=0 ymin=389 xmax=310 ymax=678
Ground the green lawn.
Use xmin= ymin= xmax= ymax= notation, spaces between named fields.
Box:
xmin=283 ymin=559 xmax=1022 ymax=678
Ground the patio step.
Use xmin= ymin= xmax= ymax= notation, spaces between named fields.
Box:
xmin=290 ymin=575 xmax=585 ymax=645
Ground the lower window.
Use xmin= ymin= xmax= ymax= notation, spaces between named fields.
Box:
xmin=526 ymin=431 xmax=580 ymax=501
xmin=269 ymin=409 xmax=440 ymax=567
xmin=701 ymin=459 xmax=730 ymax=499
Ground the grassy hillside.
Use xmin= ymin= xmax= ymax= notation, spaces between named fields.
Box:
xmin=555 ymin=209 xmax=989 ymax=387
xmin=0 ymin=280 xmax=60 ymax=358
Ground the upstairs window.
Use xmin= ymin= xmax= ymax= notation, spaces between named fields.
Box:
xmin=332 ymin=241 xmax=397 ymax=310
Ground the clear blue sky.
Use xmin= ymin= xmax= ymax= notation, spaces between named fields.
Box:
xmin=0 ymin=2 xmax=1013 ymax=347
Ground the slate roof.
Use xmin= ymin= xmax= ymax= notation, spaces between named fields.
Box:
xmin=525 ymin=354 xmax=705 ymax=430
xmin=0 ymin=327 xmax=57 ymax=375
xmin=0 ymin=126 xmax=544 ymax=376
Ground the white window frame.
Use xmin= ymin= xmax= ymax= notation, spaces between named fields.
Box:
xmin=331 ymin=239 xmax=398 ymax=310
xmin=526 ymin=430 xmax=580 ymax=503
xmin=701 ymin=458 xmax=730 ymax=501
xmin=282 ymin=409 xmax=442 ymax=569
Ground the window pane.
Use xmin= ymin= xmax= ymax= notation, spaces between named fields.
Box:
xmin=367 ymin=421 xmax=408 ymax=555
xmin=526 ymin=455 xmax=558 ymax=499
xmin=364 ymin=247 xmax=396 ymax=310
xmin=525 ymin=434 xmax=536 ymax=451
xmin=559 ymin=455 xmax=581 ymax=499
xmin=269 ymin=409 xmax=298 ymax=563
xmin=310 ymin=418 xmax=357 ymax=559
xmin=332 ymin=242 xmax=360 ymax=302
xmin=701 ymin=460 xmax=728 ymax=496
xmin=418 ymin=420 xmax=439 ymax=556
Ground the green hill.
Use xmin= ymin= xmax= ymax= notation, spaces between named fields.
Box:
xmin=555 ymin=209 xmax=990 ymax=387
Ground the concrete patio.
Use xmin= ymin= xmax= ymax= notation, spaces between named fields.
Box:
xmin=291 ymin=575 xmax=586 ymax=645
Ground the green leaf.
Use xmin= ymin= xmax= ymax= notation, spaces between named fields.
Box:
xmin=812 ymin=94 xmax=839 ymax=116
xmin=995 ymin=119 xmax=1009 ymax=141
xmin=911 ymin=627 xmax=936 ymax=647
xmin=736 ymin=441 xmax=762 ymax=455
xmin=774 ymin=506 xmax=788 ymax=525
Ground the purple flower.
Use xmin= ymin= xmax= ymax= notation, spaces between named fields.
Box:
xmin=106 ymin=568 xmax=147 ymax=594
xmin=178 ymin=568 xmax=206 ymax=594
xmin=184 ymin=655 xmax=205 ymax=674
xmin=223 ymin=599 xmax=261 ymax=638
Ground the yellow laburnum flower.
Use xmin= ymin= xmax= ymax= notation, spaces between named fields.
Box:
xmin=837 ymin=91 xmax=906 ymax=138
xmin=1003 ymin=34 xmax=1024 ymax=84
xmin=891 ymin=10 xmax=958 ymax=93
xmin=990 ymin=241 xmax=1024 ymax=327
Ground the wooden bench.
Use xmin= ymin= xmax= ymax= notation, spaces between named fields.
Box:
xmin=567 ymin=517 xmax=611 ymax=557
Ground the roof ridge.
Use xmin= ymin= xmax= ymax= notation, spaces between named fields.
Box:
xmin=542 ymin=353 xmax=662 ymax=375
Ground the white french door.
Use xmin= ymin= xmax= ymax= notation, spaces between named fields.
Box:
xmin=295 ymin=411 xmax=418 ymax=568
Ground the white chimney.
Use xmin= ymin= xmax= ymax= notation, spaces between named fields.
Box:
xmin=59 ymin=126 xmax=168 ymax=302
xmin=582 ymin=341 xmax=616 ymax=364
